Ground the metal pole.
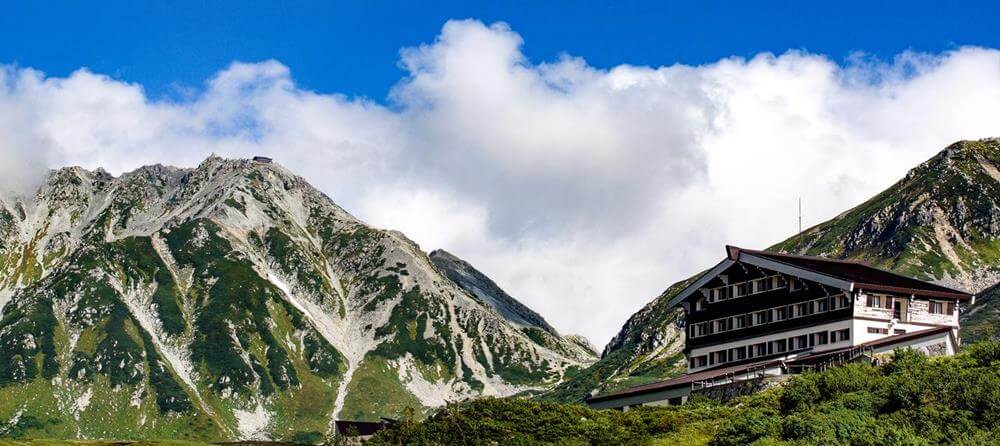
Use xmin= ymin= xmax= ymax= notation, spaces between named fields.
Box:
xmin=798 ymin=198 xmax=802 ymax=235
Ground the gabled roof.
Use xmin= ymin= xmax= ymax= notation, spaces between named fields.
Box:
xmin=666 ymin=246 xmax=973 ymax=309
xmin=733 ymin=247 xmax=973 ymax=301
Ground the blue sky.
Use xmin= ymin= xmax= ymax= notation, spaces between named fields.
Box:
xmin=4 ymin=1 xmax=999 ymax=101
xmin=3 ymin=3 xmax=1000 ymax=343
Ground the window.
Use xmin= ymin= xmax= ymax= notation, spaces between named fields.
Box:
xmin=714 ymin=351 xmax=728 ymax=364
xmin=716 ymin=319 xmax=728 ymax=333
xmin=774 ymin=307 xmax=787 ymax=321
xmin=929 ymin=301 xmax=944 ymax=314
xmin=893 ymin=329 xmax=906 ymax=335
xmin=753 ymin=343 xmax=767 ymax=357
xmin=735 ymin=315 xmax=746 ymax=329
xmin=816 ymin=299 xmax=829 ymax=312
xmin=734 ymin=346 xmax=747 ymax=360
xmin=690 ymin=356 xmax=707 ymax=368
xmin=794 ymin=335 xmax=809 ymax=349
xmin=696 ymin=298 xmax=707 ymax=311
xmin=832 ymin=328 xmax=850 ymax=342
xmin=796 ymin=302 xmax=812 ymax=317
xmin=776 ymin=276 xmax=788 ymax=288
xmin=789 ymin=279 xmax=801 ymax=292
xmin=754 ymin=311 xmax=768 ymax=325
xmin=867 ymin=327 xmax=889 ymax=334
xmin=737 ymin=283 xmax=750 ymax=297
xmin=711 ymin=287 xmax=730 ymax=301
xmin=867 ymin=295 xmax=882 ymax=308
xmin=813 ymin=331 xmax=828 ymax=345
xmin=758 ymin=277 xmax=774 ymax=292
xmin=837 ymin=295 xmax=850 ymax=309
xmin=696 ymin=323 xmax=707 ymax=337
xmin=773 ymin=339 xmax=787 ymax=353
xmin=869 ymin=294 xmax=893 ymax=309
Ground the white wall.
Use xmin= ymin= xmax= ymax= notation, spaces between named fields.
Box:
xmin=853 ymin=293 xmax=958 ymax=327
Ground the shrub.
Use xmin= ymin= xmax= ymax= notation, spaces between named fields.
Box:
xmin=709 ymin=408 xmax=780 ymax=446
xmin=778 ymin=374 xmax=820 ymax=413
xmin=368 ymin=341 xmax=1000 ymax=445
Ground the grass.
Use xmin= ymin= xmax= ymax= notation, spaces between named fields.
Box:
xmin=338 ymin=357 xmax=423 ymax=422
xmin=371 ymin=340 xmax=1000 ymax=445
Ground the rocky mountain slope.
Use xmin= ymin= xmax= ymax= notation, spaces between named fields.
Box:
xmin=429 ymin=250 xmax=597 ymax=360
xmin=0 ymin=156 xmax=594 ymax=441
xmin=543 ymin=138 xmax=1000 ymax=403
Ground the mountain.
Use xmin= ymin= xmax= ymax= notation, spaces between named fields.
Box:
xmin=543 ymin=138 xmax=1000 ymax=403
xmin=429 ymin=249 xmax=598 ymax=360
xmin=0 ymin=156 xmax=594 ymax=441
xmin=770 ymin=138 xmax=999 ymax=292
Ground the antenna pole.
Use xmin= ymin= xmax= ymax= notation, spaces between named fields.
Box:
xmin=798 ymin=198 xmax=802 ymax=235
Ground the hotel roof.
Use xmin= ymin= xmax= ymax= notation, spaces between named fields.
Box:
xmin=667 ymin=246 xmax=974 ymax=309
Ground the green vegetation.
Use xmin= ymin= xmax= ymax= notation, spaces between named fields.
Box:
xmin=372 ymin=341 xmax=1000 ymax=445
xmin=264 ymin=227 xmax=338 ymax=305
xmin=166 ymin=219 xmax=296 ymax=395
xmin=960 ymin=282 xmax=1000 ymax=343
xmin=371 ymin=286 xmax=456 ymax=372
xmin=339 ymin=357 xmax=423 ymax=422
xmin=541 ymin=282 xmax=690 ymax=404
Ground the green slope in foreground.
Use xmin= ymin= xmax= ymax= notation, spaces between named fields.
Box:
xmin=373 ymin=340 xmax=1000 ymax=446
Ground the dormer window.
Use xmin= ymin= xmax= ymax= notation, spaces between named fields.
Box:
xmin=696 ymin=298 xmax=707 ymax=311
xmin=711 ymin=287 xmax=730 ymax=301
xmin=789 ymin=279 xmax=801 ymax=292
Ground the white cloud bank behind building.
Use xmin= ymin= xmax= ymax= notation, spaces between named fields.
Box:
xmin=2 ymin=19 xmax=999 ymax=346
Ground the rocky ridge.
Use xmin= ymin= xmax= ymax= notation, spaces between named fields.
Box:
xmin=0 ymin=156 xmax=594 ymax=440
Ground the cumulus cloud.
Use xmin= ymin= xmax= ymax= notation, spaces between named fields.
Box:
xmin=2 ymin=19 xmax=1000 ymax=346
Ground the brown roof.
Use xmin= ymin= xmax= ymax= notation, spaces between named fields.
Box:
xmin=731 ymin=247 xmax=973 ymax=301
xmin=586 ymin=357 xmax=784 ymax=403
xmin=587 ymin=326 xmax=954 ymax=404
xmin=859 ymin=325 xmax=953 ymax=349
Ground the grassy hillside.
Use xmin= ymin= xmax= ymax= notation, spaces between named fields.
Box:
xmin=961 ymin=282 xmax=1000 ymax=342
xmin=374 ymin=340 xmax=1000 ymax=445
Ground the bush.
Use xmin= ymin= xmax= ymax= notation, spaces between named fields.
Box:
xmin=778 ymin=374 xmax=820 ymax=413
xmin=709 ymin=408 xmax=780 ymax=446
xmin=368 ymin=342 xmax=1000 ymax=445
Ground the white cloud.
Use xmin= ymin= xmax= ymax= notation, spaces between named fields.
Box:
xmin=2 ymin=19 xmax=1000 ymax=347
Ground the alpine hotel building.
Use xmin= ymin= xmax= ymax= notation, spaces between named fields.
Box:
xmin=587 ymin=246 xmax=974 ymax=410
